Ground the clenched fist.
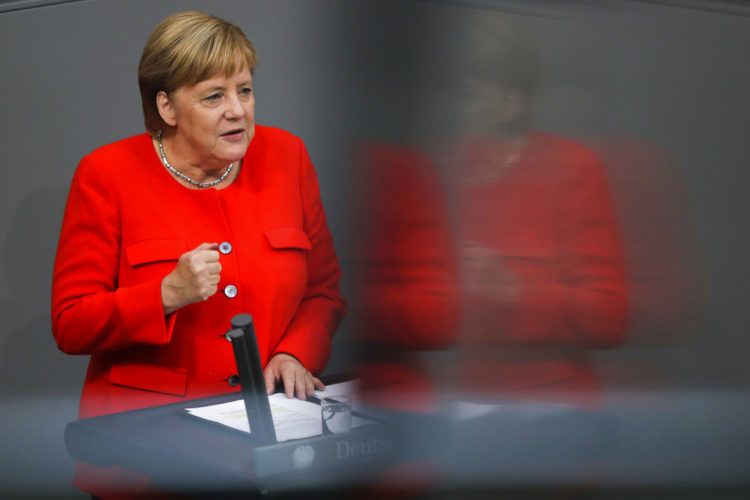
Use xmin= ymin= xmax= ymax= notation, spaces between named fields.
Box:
xmin=161 ymin=242 xmax=222 ymax=314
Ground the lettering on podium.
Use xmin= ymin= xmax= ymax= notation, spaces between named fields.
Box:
xmin=336 ymin=436 xmax=395 ymax=460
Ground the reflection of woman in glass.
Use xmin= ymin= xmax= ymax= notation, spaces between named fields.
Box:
xmin=449 ymin=17 xmax=628 ymax=403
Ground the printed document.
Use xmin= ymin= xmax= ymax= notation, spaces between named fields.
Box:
xmin=185 ymin=381 xmax=375 ymax=441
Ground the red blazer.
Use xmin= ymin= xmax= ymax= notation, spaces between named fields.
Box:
xmin=52 ymin=126 xmax=346 ymax=419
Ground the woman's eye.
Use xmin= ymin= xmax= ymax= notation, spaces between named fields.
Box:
xmin=239 ymin=87 xmax=253 ymax=97
xmin=204 ymin=93 xmax=222 ymax=102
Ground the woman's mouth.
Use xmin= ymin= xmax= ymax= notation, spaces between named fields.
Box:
xmin=220 ymin=129 xmax=245 ymax=141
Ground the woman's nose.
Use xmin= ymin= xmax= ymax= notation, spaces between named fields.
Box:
xmin=224 ymin=94 xmax=244 ymax=118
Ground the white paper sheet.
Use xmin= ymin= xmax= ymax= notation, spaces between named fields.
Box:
xmin=185 ymin=381 xmax=377 ymax=441
xmin=315 ymin=379 xmax=359 ymax=399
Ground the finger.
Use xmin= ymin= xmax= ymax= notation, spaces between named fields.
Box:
xmin=194 ymin=242 xmax=219 ymax=252
xmin=187 ymin=252 xmax=219 ymax=274
xmin=264 ymin=367 xmax=277 ymax=395
xmin=197 ymin=250 xmax=221 ymax=262
xmin=204 ymin=283 xmax=218 ymax=298
xmin=312 ymin=377 xmax=326 ymax=391
xmin=295 ymin=370 xmax=308 ymax=400
xmin=304 ymin=373 xmax=315 ymax=397
xmin=205 ymin=262 xmax=222 ymax=274
xmin=281 ymin=366 xmax=296 ymax=399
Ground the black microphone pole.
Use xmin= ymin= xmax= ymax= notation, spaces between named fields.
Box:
xmin=228 ymin=313 xmax=277 ymax=446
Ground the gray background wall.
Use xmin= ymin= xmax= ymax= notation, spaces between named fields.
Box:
xmin=1 ymin=0 xmax=748 ymax=497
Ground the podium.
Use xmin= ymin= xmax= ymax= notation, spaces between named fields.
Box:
xmin=64 ymin=314 xmax=406 ymax=495
xmin=64 ymin=391 xmax=407 ymax=494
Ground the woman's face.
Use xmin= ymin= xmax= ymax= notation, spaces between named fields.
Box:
xmin=159 ymin=67 xmax=255 ymax=168
xmin=457 ymin=76 xmax=525 ymax=137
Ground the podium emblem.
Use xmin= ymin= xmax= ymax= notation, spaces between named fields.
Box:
xmin=292 ymin=444 xmax=315 ymax=469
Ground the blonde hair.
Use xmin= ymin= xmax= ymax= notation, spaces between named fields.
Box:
xmin=138 ymin=11 xmax=259 ymax=134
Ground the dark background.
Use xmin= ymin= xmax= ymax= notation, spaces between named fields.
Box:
xmin=1 ymin=0 xmax=748 ymax=497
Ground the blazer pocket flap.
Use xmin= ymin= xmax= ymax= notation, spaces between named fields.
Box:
xmin=264 ymin=228 xmax=312 ymax=250
xmin=126 ymin=239 xmax=186 ymax=266
xmin=109 ymin=363 xmax=187 ymax=396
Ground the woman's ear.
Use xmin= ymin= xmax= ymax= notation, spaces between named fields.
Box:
xmin=156 ymin=91 xmax=177 ymax=127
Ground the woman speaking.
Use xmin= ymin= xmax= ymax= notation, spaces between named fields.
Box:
xmin=52 ymin=11 xmax=345 ymax=424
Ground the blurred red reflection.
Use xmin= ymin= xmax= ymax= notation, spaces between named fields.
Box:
xmin=352 ymin=144 xmax=461 ymax=412
xmin=450 ymin=133 xmax=629 ymax=404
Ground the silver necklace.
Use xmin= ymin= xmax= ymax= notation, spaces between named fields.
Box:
xmin=157 ymin=131 xmax=234 ymax=188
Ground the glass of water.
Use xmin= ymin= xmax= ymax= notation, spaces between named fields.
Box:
xmin=321 ymin=396 xmax=352 ymax=435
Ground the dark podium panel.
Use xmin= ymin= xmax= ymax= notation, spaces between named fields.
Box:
xmin=64 ymin=390 xmax=408 ymax=495
xmin=65 ymin=392 xmax=618 ymax=495
xmin=65 ymin=393 xmax=257 ymax=492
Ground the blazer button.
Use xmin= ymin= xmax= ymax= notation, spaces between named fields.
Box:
xmin=224 ymin=284 xmax=238 ymax=298
xmin=227 ymin=375 xmax=240 ymax=387
xmin=219 ymin=241 xmax=233 ymax=255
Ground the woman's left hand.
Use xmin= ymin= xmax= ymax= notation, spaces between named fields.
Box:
xmin=263 ymin=353 xmax=325 ymax=399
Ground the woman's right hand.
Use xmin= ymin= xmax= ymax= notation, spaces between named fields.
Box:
xmin=161 ymin=243 xmax=221 ymax=314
